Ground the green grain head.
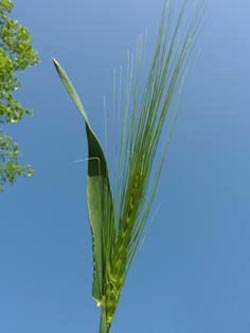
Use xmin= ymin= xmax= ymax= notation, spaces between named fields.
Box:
xmin=53 ymin=1 xmax=199 ymax=332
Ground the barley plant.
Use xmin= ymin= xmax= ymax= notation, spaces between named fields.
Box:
xmin=53 ymin=1 xmax=198 ymax=332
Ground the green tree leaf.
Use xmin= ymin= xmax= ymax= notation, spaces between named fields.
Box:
xmin=0 ymin=0 xmax=39 ymax=191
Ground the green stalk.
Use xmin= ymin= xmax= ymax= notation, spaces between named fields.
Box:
xmin=99 ymin=307 xmax=108 ymax=333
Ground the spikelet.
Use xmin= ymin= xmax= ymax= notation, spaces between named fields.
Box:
xmin=104 ymin=168 xmax=143 ymax=323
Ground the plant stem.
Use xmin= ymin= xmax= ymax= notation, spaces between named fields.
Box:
xmin=99 ymin=307 xmax=110 ymax=333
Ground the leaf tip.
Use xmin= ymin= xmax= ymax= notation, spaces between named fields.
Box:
xmin=52 ymin=57 xmax=60 ymax=71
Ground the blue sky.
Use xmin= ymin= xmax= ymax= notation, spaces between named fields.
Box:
xmin=1 ymin=0 xmax=250 ymax=332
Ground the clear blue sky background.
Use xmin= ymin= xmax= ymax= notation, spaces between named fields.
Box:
xmin=1 ymin=0 xmax=250 ymax=332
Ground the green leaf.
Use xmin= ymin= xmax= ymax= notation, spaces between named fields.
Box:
xmin=0 ymin=0 xmax=39 ymax=191
xmin=53 ymin=58 xmax=115 ymax=307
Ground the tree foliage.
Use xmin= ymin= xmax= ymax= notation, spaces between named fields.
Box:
xmin=0 ymin=0 xmax=39 ymax=191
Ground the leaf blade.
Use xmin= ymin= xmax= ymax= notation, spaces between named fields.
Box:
xmin=53 ymin=58 xmax=115 ymax=305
